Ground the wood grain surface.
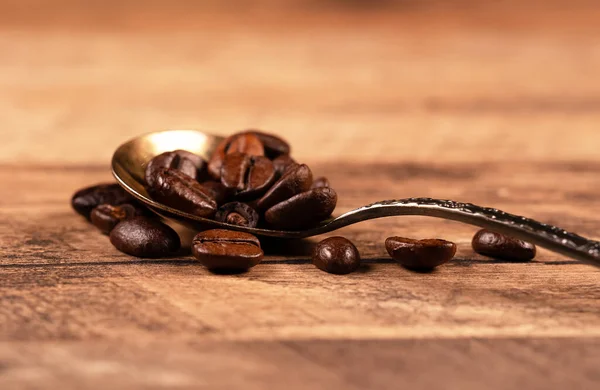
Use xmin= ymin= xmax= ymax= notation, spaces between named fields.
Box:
xmin=1 ymin=1 xmax=600 ymax=389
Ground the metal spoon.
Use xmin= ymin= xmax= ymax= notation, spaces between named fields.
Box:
xmin=112 ymin=129 xmax=600 ymax=268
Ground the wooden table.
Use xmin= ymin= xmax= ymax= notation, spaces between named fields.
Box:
xmin=1 ymin=1 xmax=599 ymax=389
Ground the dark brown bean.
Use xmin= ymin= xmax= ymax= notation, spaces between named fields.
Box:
xmin=198 ymin=181 xmax=231 ymax=205
xmin=90 ymin=203 xmax=144 ymax=234
xmin=257 ymin=164 xmax=313 ymax=211
xmin=272 ymin=155 xmax=298 ymax=178
xmin=215 ymin=202 xmax=260 ymax=228
xmin=145 ymin=150 xmax=205 ymax=188
xmin=207 ymin=133 xmax=265 ymax=179
xmin=71 ymin=183 xmax=135 ymax=220
xmin=312 ymin=236 xmax=360 ymax=275
xmin=472 ymin=229 xmax=536 ymax=261
xmin=265 ymin=187 xmax=337 ymax=230
xmin=311 ymin=177 xmax=330 ymax=189
xmin=192 ymin=229 xmax=263 ymax=271
xmin=110 ymin=216 xmax=180 ymax=258
xmin=385 ymin=237 xmax=456 ymax=270
xmin=148 ymin=168 xmax=217 ymax=218
xmin=244 ymin=130 xmax=290 ymax=158
xmin=220 ymin=153 xmax=275 ymax=199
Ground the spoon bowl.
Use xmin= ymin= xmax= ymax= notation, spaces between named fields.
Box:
xmin=112 ymin=129 xmax=600 ymax=267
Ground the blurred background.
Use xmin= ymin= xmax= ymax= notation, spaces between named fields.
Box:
xmin=1 ymin=0 xmax=599 ymax=164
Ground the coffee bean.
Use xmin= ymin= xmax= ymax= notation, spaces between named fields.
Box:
xmin=198 ymin=180 xmax=231 ymax=205
xmin=90 ymin=203 xmax=144 ymax=234
xmin=71 ymin=183 xmax=134 ymax=220
xmin=385 ymin=237 xmax=456 ymax=270
xmin=311 ymin=177 xmax=330 ymax=189
xmin=207 ymin=133 xmax=265 ymax=179
xmin=145 ymin=150 xmax=205 ymax=188
xmin=472 ymin=229 xmax=536 ymax=261
xmin=245 ymin=130 xmax=290 ymax=158
xmin=272 ymin=155 xmax=297 ymax=178
xmin=148 ymin=168 xmax=217 ymax=218
xmin=192 ymin=229 xmax=263 ymax=271
xmin=257 ymin=164 xmax=313 ymax=211
xmin=215 ymin=202 xmax=260 ymax=228
xmin=312 ymin=236 xmax=360 ymax=274
xmin=220 ymin=153 xmax=275 ymax=199
xmin=265 ymin=187 xmax=337 ymax=230
xmin=110 ymin=216 xmax=180 ymax=258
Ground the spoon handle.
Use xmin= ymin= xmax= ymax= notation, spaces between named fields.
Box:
xmin=325 ymin=197 xmax=600 ymax=267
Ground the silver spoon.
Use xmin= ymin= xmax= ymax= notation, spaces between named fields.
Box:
xmin=112 ymin=129 xmax=600 ymax=268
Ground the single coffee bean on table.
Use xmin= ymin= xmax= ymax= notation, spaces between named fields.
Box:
xmin=257 ymin=164 xmax=313 ymax=211
xmin=311 ymin=177 xmax=330 ymax=189
xmin=207 ymin=132 xmax=265 ymax=179
xmin=90 ymin=203 xmax=144 ymax=234
xmin=385 ymin=237 xmax=457 ymax=270
xmin=245 ymin=130 xmax=290 ymax=158
xmin=110 ymin=216 xmax=181 ymax=258
xmin=215 ymin=202 xmax=260 ymax=228
xmin=472 ymin=229 xmax=536 ymax=261
xmin=71 ymin=183 xmax=135 ymax=220
xmin=265 ymin=187 xmax=337 ymax=230
xmin=192 ymin=229 xmax=264 ymax=271
xmin=312 ymin=236 xmax=361 ymax=275
xmin=220 ymin=153 xmax=276 ymax=199
xmin=148 ymin=168 xmax=217 ymax=218
xmin=145 ymin=150 xmax=205 ymax=188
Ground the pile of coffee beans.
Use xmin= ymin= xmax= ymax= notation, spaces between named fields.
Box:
xmin=71 ymin=130 xmax=537 ymax=273
xmin=144 ymin=131 xmax=337 ymax=230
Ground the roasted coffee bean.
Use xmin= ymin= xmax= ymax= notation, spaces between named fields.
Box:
xmin=145 ymin=150 xmax=205 ymax=187
xmin=198 ymin=181 xmax=230 ymax=205
xmin=265 ymin=187 xmax=337 ymax=230
xmin=245 ymin=130 xmax=290 ymax=158
xmin=90 ymin=203 xmax=144 ymax=234
xmin=472 ymin=229 xmax=536 ymax=261
xmin=220 ymin=153 xmax=275 ymax=199
xmin=71 ymin=183 xmax=134 ymax=220
xmin=110 ymin=216 xmax=180 ymax=258
xmin=257 ymin=164 xmax=313 ymax=211
xmin=149 ymin=168 xmax=217 ymax=218
xmin=272 ymin=155 xmax=298 ymax=178
xmin=311 ymin=177 xmax=330 ymax=189
xmin=385 ymin=237 xmax=456 ymax=270
xmin=207 ymin=133 xmax=265 ymax=179
xmin=312 ymin=236 xmax=360 ymax=275
xmin=192 ymin=229 xmax=263 ymax=271
xmin=215 ymin=202 xmax=260 ymax=228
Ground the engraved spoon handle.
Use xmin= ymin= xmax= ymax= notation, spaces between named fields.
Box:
xmin=317 ymin=198 xmax=600 ymax=267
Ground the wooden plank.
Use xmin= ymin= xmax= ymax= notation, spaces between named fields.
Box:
xmin=0 ymin=338 xmax=598 ymax=390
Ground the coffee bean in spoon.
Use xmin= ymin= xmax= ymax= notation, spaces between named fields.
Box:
xmin=145 ymin=150 xmax=205 ymax=188
xmin=257 ymin=164 xmax=313 ymax=211
xmin=265 ymin=187 xmax=337 ymax=230
xmin=110 ymin=216 xmax=181 ymax=258
xmin=472 ymin=229 xmax=536 ymax=261
xmin=312 ymin=236 xmax=361 ymax=275
xmin=272 ymin=155 xmax=297 ymax=178
xmin=192 ymin=229 xmax=263 ymax=271
xmin=245 ymin=130 xmax=290 ymax=158
xmin=220 ymin=153 xmax=276 ymax=199
xmin=149 ymin=168 xmax=217 ymax=218
xmin=215 ymin=202 xmax=260 ymax=228
xmin=90 ymin=203 xmax=144 ymax=234
xmin=311 ymin=177 xmax=330 ymax=189
xmin=385 ymin=237 xmax=456 ymax=270
xmin=207 ymin=133 xmax=265 ymax=180
xmin=71 ymin=183 xmax=135 ymax=220
xmin=198 ymin=180 xmax=231 ymax=205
